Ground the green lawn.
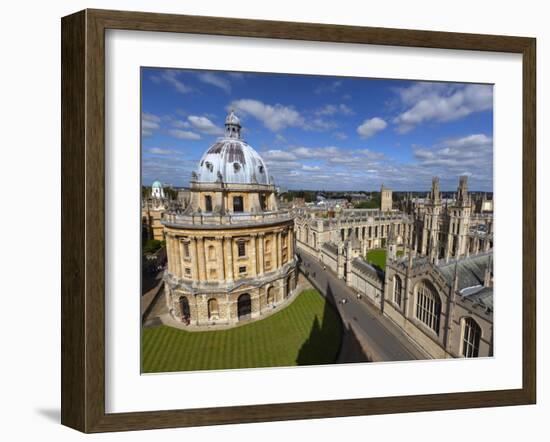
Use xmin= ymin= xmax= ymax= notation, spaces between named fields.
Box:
xmin=366 ymin=249 xmax=387 ymax=270
xmin=365 ymin=248 xmax=404 ymax=270
xmin=141 ymin=289 xmax=342 ymax=373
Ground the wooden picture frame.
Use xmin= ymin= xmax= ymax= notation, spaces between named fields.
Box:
xmin=61 ymin=8 xmax=536 ymax=433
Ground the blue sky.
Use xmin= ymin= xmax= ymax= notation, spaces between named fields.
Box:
xmin=141 ymin=68 xmax=493 ymax=191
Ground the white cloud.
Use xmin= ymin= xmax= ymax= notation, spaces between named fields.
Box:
xmin=333 ymin=132 xmax=348 ymax=140
xmin=171 ymin=120 xmax=191 ymax=129
xmin=302 ymin=165 xmax=321 ymax=171
xmin=147 ymin=147 xmax=176 ymax=155
xmin=197 ymin=72 xmax=231 ymax=93
xmin=187 ymin=115 xmax=224 ymax=135
xmin=393 ymin=83 xmax=493 ymax=133
xmin=291 ymin=146 xmax=341 ymax=159
xmin=167 ymin=129 xmax=201 ymax=140
xmin=411 ymin=134 xmax=493 ymax=180
xmin=229 ymin=99 xmax=304 ymax=132
xmin=305 ymin=117 xmax=338 ymax=131
xmin=355 ymin=149 xmax=386 ymax=160
xmin=314 ymin=80 xmax=343 ymax=94
xmin=160 ymin=70 xmax=193 ymax=94
xmin=315 ymin=103 xmax=354 ymax=116
xmin=142 ymin=112 xmax=161 ymax=137
xmin=357 ymin=117 xmax=388 ymax=139
xmin=262 ymin=150 xmax=298 ymax=161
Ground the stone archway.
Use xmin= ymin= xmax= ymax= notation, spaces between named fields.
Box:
xmin=267 ymin=286 xmax=275 ymax=305
xmin=237 ymin=293 xmax=252 ymax=320
xmin=207 ymin=298 xmax=219 ymax=320
xmin=286 ymin=275 xmax=293 ymax=298
xmin=179 ymin=296 xmax=191 ymax=324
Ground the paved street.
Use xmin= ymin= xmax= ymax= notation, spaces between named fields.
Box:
xmin=297 ymin=250 xmax=428 ymax=362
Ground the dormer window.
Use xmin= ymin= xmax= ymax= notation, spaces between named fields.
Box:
xmin=233 ymin=162 xmax=241 ymax=172
xmin=258 ymin=165 xmax=264 ymax=174
xmin=205 ymin=161 xmax=213 ymax=172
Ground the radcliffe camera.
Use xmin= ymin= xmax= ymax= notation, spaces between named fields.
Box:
xmin=140 ymin=68 xmax=494 ymax=373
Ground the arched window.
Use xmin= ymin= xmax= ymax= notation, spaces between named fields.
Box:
xmin=461 ymin=317 xmax=482 ymax=357
xmin=393 ymin=275 xmax=403 ymax=307
xmin=207 ymin=298 xmax=219 ymax=320
xmin=415 ymin=280 xmax=441 ymax=334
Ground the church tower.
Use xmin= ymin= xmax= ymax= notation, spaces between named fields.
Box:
xmin=444 ymin=175 xmax=472 ymax=261
xmin=380 ymin=185 xmax=393 ymax=211
xmin=421 ymin=177 xmax=443 ymax=257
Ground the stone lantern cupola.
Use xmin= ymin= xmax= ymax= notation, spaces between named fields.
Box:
xmin=225 ymin=109 xmax=242 ymax=139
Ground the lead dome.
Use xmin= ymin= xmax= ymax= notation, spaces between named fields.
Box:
xmin=194 ymin=111 xmax=271 ymax=185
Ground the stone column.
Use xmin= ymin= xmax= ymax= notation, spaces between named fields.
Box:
xmin=216 ymin=236 xmax=225 ymax=280
xmin=258 ymin=233 xmax=265 ymax=275
xmin=165 ymin=235 xmax=172 ymax=274
xmin=173 ymin=236 xmax=182 ymax=278
xmin=250 ymin=233 xmax=258 ymax=277
xmin=197 ymin=237 xmax=206 ymax=281
xmin=168 ymin=234 xmax=176 ymax=274
xmin=224 ymin=236 xmax=234 ymax=282
xmin=288 ymin=228 xmax=294 ymax=258
xmin=190 ymin=236 xmax=199 ymax=281
xmin=277 ymin=231 xmax=283 ymax=268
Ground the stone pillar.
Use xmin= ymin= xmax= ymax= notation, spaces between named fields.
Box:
xmin=445 ymin=233 xmax=452 ymax=262
xmin=216 ymin=236 xmax=225 ymax=280
xmin=250 ymin=233 xmax=258 ymax=277
xmin=165 ymin=235 xmax=172 ymax=274
xmin=169 ymin=235 xmax=176 ymax=275
xmin=197 ymin=237 xmax=206 ymax=281
xmin=288 ymin=228 xmax=294 ymax=258
xmin=258 ymin=233 xmax=265 ymax=274
xmin=277 ymin=231 xmax=283 ymax=268
xmin=174 ymin=236 xmax=182 ymax=277
xmin=224 ymin=236 xmax=234 ymax=282
xmin=190 ymin=236 xmax=199 ymax=281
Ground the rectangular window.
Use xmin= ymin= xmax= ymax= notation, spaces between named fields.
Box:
xmin=183 ymin=242 xmax=190 ymax=257
xmin=237 ymin=241 xmax=246 ymax=257
xmin=205 ymin=195 xmax=212 ymax=212
xmin=184 ymin=267 xmax=191 ymax=277
xmin=239 ymin=266 xmax=247 ymax=275
xmin=260 ymin=194 xmax=267 ymax=210
xmin=233 ymin=196 xmax=244 ymax=212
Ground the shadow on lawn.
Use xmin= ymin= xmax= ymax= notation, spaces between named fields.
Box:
xmin=295 ymin=280 xmax=369 ymax=365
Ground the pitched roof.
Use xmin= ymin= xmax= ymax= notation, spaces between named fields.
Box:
xmin=437 ymin=253 xmax=491 ymax=291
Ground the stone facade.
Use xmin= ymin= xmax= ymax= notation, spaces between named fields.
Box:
xmin=296 ymin=175 xmax=494 ymax=359
xmin=142 ymin=195 xmax=167 ymax=242
xmin=161 ymin=111 xmax=297 ymax=327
